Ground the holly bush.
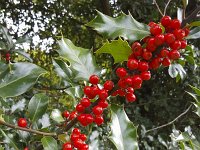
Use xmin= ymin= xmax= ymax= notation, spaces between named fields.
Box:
xmin=0 ymin=1 xmax=200 ymax=150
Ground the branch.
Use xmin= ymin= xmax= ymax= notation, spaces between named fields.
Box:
xmin=181 ymin=5 xmax=200 ymax=27
xmin=146 ymin=104 xmax=192 ymax=133
xmin=153 ymin=0 xmax=164 ymax=16
xmin=0 ymin=120 xmax=57 ymax=136
xmin=163 ymin=0 xmax=172 ymax=16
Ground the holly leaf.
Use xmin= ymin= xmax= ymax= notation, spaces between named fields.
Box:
xmin=0 ymin=62 xmax=45 ymax=98
xmin=28 ymin=93 xmax=49 ymax=123
xmin=58 ymin=38 xmax=100 ymax=81
xmin=168 ymin=64 xmax=186 ymax=79
xmin=96 ymin=38 xmax=132 ymax=63
xmin=186 ymin=27 xmax=200 ymax=39
xmin=41 ymin=136 xmax=58 ymax=150
xmin=50 ymin=109 xmax=65 ymax=123
xmin=109 ymin=104 xmax=139 ymax=150
xmin=11 ymin=99 xmax=26 ymax=113
xmin=87 ymin=11 xmax=150 ymax=42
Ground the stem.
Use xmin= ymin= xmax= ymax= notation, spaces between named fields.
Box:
xmin=146 ymin=104 xmax=192 ymax=133
xmin=0 ymin=119 xmax=57 ymax=136
xmin=153 ymin=0 xmax=164 ymax=16
xmin=163 ymin=0 xmax=172 ymax=16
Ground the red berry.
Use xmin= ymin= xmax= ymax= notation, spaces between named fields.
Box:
xmin=149 ymin=57 xmax=161 ymax=69
xmin=183 ymin=28 xmax=190 ymax=36
xmin=161 ymin=16 xmax=171 ymax=27
xmin=94 ymin=116 xmax=104 ymax=126
xmin=155 ymin=34 xmax=165 ymax=46
xmin=89 ymin=75 xmax=99 ymax=85
xmin=126 ymin=87 xmax=134 ymax=93
xmin=165 ymin=33 xmax=176 ymax=44
xmin=98 ymin=100 xmax=108 ymax=108
xmin=171 ymin=19 xmax=181 ymax=29
xmin=162 ymin=57 xmax=171 ymax=67
xmin=76 ymin=104 xmax=85 ymax=113
xmin=80 ymin=98 xmax=91 ymax=107
xmin=127 ymin=58 xmax=138 ymax=70
xmin=132 ymin=75 xmax=142 ymax=87
xmin=62 ymin=111 xmax=70 ymax=119
xmin=115 ymin=89 xmax=126 ymax=96
xmin=18 ymin=118 xmax=27 ymax=128
xmin=86 ymin=114 xmax=94 ymax=124
xmin=98 ymin=89 xmax=108 ymax=100
xmin=169 ymin=50 xmax=180 ymax=60
xmin=142 ymin=50 xmax=152 ymax=61
xmin=79 ymin=134 xmax=87 ymax=141
xmin=173 ymin=29 xmax=185 ymax=40
xmin=150 ymin=25 xmax=162 ymax=35
xmin=24 ymin=147 xmax=28 ymax=150
xmin=73 ymin=128 xmax=81 ymax=135
xmin=118 ymin=79 xmax=126 ymax=89
xmin=63 ymin=142 xmax=73 ymax=150
xmin=125 ymin=77 xmax=133 ymax=86
xmin=78 ymin=114 xmax=87 ymax=126
xmin=84 ymin=86 xmax=91 ymax=96
xmin=81 ymin=144 xmax=89 ymax=150
xmin=92 ymin=106 xmax=103 ymax=115
xmin=69 ymin=111 xmax=78 ymax=120
xmin=148 ymin=21 xmax=157 ymax=27
xmin=116 ymin=67 xmax=127 ymax=78
xmin=160 ymin=49 xmax=169 ymax=58
xmin=126 ymin=93 xmax=136 ymax=102
xmin=138 ymin=61 xmax=149 ymax=72
xmin=140 ymin=71 xmax=151 ymax=80
xmin=131 ymin=42 xmax=143 ymax=56
xmin=146 ymin=38 xmax=156 ymax=52
xmin=170 ymin=40 xmax=181 ymax=50
xmin=180 ymin=40 xmax=187 ymax=49
xmin=104 ymin=80 xmax=114 ymax=91
xmin=73 ymin=139 xmax=84 ymax=148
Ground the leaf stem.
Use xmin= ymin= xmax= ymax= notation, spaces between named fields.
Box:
xmin=163 ymin=0 xmax=172 ymax=16
xmin=146 ymin=104 xmax=192 ymax=133
xmin=0 ymin=119 xmax=57 ymax=136
xmin=153 ymin=0 xmax=164 ymax=16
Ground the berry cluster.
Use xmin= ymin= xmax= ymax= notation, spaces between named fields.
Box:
xmin=111 ymin=16 xmax=189 ymax=102
xmin=63 ymin=128 xmax=88 ymax=150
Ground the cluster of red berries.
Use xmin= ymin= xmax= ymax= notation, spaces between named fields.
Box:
xmin=111 ymin=16 xmax=189 ymax=102
xmin=63 ymin=128 xmax=88 ymax=150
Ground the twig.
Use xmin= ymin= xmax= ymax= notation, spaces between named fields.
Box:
xmin=153 ymin=0 xmax=164 ymax=16
xmin=0 ymin=120 xmax=57 ymax=136
xmin=146 ymin=104 xmax=192 ymax=133
xmin=163 ymin=0 xmax=172 ymax=16
xmin=181 ymin=5 xmax=200 ymax=27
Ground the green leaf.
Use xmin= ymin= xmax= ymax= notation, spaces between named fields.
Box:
xmin=189 ymin=85 xmax=200 ymax=96
xmin=186 ymin=27 xmax=200 ymax=39
xmin=58 ymin=38 xmax=100 ymax=81
xmin=50 ymin=109 xmax=65 ymax=123
xmin=0 ymin=129 xmax=19 ymax=150
xmin=0 ymin=62 xmax=45 ymax=98
xmin=0 ymin=25 xmax=14 ymax=50
xmin=189 ymin=21 xmax=200 ymax=27
xmin=193 ymin=102 xmax=200 ymax=117
xmin=41 ymin=136 xmax=58 ymax=150
xmin=168 ymin=64 xmax=186 ymax=79
xmin=87 ymin=11 xmax=150 ymax=42
xmin=96 ymin=38 xmax=132 ymax=63
xmin=28 ymin=93 xmax=49 ymax=122
xmin=109 ymin=104 xmax=139 ymax=150
xmin=15 ymin=49 xmax=33 ymax=62
xmin=168 ymin=64 xmax=178 ymax=78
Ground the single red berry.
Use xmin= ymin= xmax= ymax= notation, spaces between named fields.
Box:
xmin=73 ymin=128 xmax=81 ymax=135
xmin=18 ymin=118 xmax=27 ymax=128
xmin=98 ymin=89 xmax=108 ymax=100
xmin=71 ymin=134 xmax=80 ymax=142
xmin=76 ymin=104 xmax=85 ymax=113
xmin=116 ymin=67 xmax=127 ymax=78
xmin=118 ymin=79 xmax=126 ymax=89
xmin=149 ymin=57 xmax=161 ymax=70
xmin=170 ymin=40 xmax=181 ymax=50
xmin=155 ymin=34 xmax=165 ymax=46
xmin=69 ymin=111 xmax=78 ymax=120
xmin=89 ymin=75 xmax=99 ymax=85
xmin=125 ymin=77 xmax=133 ymax=86
xmin=131 ymin=42 xmax=143 ymax=57
xmin=127 ymin=58 xmax=138 ymax=70
xmin=183 ymin=27 xmax=190 ymax=36
xmin=98 ymin=100 xmax=108 ymax=108
xmin=162 ymin=57 xmax=171 ymax=67
xmin=79 ymin=134 xmax=87 ymax=141
xmin=104 ymin=80 xmax=114 ymax=91
xmin=86 ymin=114 xmax=94 ymax=124
xmin=92 ymin=106 xmax=103 ymax=115
xmin=165 ymin=33 xmax=176 ymax=44
xmin=146 ymin=38 xmax=156 ymax=52
xmin=161 ymin=16 xmax=171 ymax=27
xmin=143 ymin=36 xmax=151 ymax=43
xmin=148 ymin=21 xmax=157 ymax=27
xmin=132 ymin=75 xmax=142 ymax=86
xmin=81 ymin=144 xmax=89 ymax=150
xmin=160 ymin=49 xmax=169 ymax=58
xmin=94 ymin=116 xmax=104 ymax=126
xmin=63 ymin=142 xmax=73 ymax=150
xmin=24 ymin=147 xmax=28 ymax=150
xmin=126 ymin=87 xmax=134 ymax=93
xmin=80 ymin=98 xmax=91 ymax=107
xmin=88 ymin=85 xmax=100 ymax=99
xmin=169 ymin=50 xmax=180 ymax=60
xmin=78 ymin=114 xmax=87 ymax=126
xmin=138 ymin=61 xmax=149 ymax=72
xmin=180 ymin=40 xmax=187 ymax=49
xmin=116 ymin=89 xmax=126 ymax=96
xmin=83 ymin=86 xmax=91 ymax=96
xmin=62 ymin=110 xmax=70 ymax=119
xmin=171 ymin=19 xmax=181 ymax=29
xmin=173 ymin=29 xmax=185 ymax=40
xmin=142 ymin=51 xmax=152 ymax=61
xmin=140 ymin=71 xmax=151 ymax=80
xmin=126 ymin=93 xmax=136 ymax=102
xmin=73 ymin=139 xmax=84 ymax=148
xmin=150 ymin=25 xmax=162 ymax=35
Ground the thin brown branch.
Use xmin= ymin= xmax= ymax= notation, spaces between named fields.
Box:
xmin=153 ymin=0 xmax=164 ymax=16
xmin=181 ymin=5 xmax=200 ymax=27
xmin=164 ymin=0 xmax=172 ymax=16
xmin=0 ymin=119 xmax=57 ymax=136
xmin=146 ymin=104 xmax=192 ymax=133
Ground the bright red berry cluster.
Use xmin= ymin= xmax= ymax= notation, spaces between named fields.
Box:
xmin=63 ymin=128 xmax=88 ymax=150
